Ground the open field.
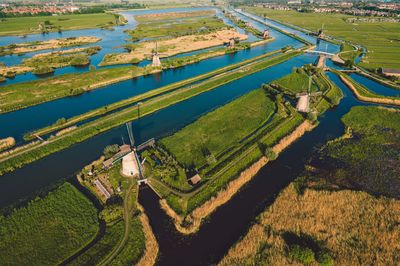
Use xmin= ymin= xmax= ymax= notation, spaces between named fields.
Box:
xmin=134 ymin=10 xmax=215 ymax=23
xmin=273 ymin=66 xmax=318 ymax=94
xmin=0 ymin=50 xmax=302 ymax=177
xmin=160 ymin=88 xmax=275 ymax=168
xmin=220 ymin=106 xmax=400 ymax=266
xmin=245 ymin=7 xmax=400 ymax=70
xmin=0 ymin=183 xmax=99 ymax=265
xmin=0 ymin=13 xmax=119 ymax=36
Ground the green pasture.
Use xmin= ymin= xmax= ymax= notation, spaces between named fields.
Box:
xmin=245 ymin=7 xmax=400 ymax=70
xmin=0 ymin=13 xmax=117 ymax=36
xmin=160 ymin=88 xmax=275 ymax=168
xmin=0 ymin=183 xmax=99 ymax=265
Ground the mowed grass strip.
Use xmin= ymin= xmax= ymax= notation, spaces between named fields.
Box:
xmin=160 ymin=88 xmax=275 ymax=168
xmin=0 ymin=13 xmax=117 ymax=36
xmin=0 ymin=183 xmax=99 ymax=265
xmin=245 ymin=7 xmax=400 ymax=69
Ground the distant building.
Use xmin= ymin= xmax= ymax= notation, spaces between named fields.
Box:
xmin=381 ymin=68 xmax=400 ymax=77
xmin=189 ymin=174 xmax=202 ymax=185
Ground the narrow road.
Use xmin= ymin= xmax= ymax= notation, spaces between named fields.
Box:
xmin=99 ymin=179 xmax=135 ymax=266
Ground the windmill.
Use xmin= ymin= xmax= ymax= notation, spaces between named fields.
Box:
xmin=145 ymin=42 xmax=167 ymax=67
xmin=317 ymin=23 xmax=325 ymax=39
xmin=125 ymin=121 xmax=145 ymax=179
xmin=295 ymin=75 xmax=322 ymax=113
xmin=262 ymin=28 xmax=270 ymax=39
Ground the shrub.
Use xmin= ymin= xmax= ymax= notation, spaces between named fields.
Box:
xmin=288 ymin=244 xmax=315 ymax=264
xmin=103 ymin=144 xmax=119 ymax=159
xmin=293 ymin=176 xmax=307 ymax=195
xmin=265 ymin=147 xmax=278 ymax=160
xmin=317 ymin=250 xmax=334 ymax=266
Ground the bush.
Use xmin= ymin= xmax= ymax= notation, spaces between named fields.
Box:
xmin=288 ymin=244 xmax=315 ymax=264
xmin=103 ymin=144 xmax=119 ymax=159
xmin=293 ymin=176 xmax=307 ymax=195
xmin=265 ymin=147 xmax=278 ymax=160
xmin=317 ymin=250 xmax=334 ymax=266
xmin=33 ymin=66 xmax=54 ymax=75
xmin=55 ymin=117 xmax=67 ymax=125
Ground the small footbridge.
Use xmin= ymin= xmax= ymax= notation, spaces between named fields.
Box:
xmin=305 ymin=49 xmax=336 ymax=57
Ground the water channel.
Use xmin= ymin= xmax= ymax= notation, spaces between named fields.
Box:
xmin=0 ymin=6 xmax=397 ymax=266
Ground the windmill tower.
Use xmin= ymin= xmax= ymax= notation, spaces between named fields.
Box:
xmin=262 ymin=28 xmax=270 ymax=39
xmin=317 ymin=24 xmax=325 ymax=39
xmin=296 ymin=75 xmax=322 ymax=113
xmin=145 ymin=42 xmax=166 ymax=67
xmin=228 ymin=38 xmax=236 ymax=48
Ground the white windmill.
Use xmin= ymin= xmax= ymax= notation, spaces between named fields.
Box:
xmin=145 ymin=42 xmax=167 ymax=67
xmin=296 ymin=75 xmax=322 ymax=113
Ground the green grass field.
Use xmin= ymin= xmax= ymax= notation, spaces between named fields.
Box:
xmin=127 ymin=16 xmax=227 ymax=40
xmin=0 ymin=183 xmax=99 ymax=265
xmin=160 ymin=88 xmax=275 ymax=168
xmin=274 ymin=67 xmax=318 ymax=94
xmin=245 ymin=7 xmax=400 ymax=70
xmin=0 ymin=13 xmax=118 ymax=36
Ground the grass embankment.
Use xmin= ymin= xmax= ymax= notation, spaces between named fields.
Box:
xmin=0 ymin=65 xmax=157 ymax=114
xmin=0 ymin=36 xmax=101 ymax=56
xmin=0 ymin=13 xmax=121 ymax=36
xmin=245 ymin=6 xmax=400 ymax=70
xmin=0 ymin=49 xmax=301 ymax=176
xmin=0 ymin=183 xmax=99 ymax=265
xmin=220 ymin=106 xmax=400 ymax=265
xmin=25 ymin=49 xmax=282 ymax=140
xmin=335 ymin=70 xmax=400 ymax=106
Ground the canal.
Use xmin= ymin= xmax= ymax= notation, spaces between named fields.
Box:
xmin=0 ymin=6 xmax=397 ymax=266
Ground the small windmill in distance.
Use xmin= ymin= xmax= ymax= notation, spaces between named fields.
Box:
xmin=296 ymin=75 xmax=322 ymax=113
xmin=145 ymin=41 xmax=167 ymax=67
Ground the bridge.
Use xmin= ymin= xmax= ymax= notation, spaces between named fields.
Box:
xmin=305 ymin=49 xmax=335 ymax=57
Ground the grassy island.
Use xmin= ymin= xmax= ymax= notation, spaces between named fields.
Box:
xmin=100 ymin=10 xmax=247 ymax=66
xmin=220 ymin=106 xmax=400 ymax=266
xmin=0 ymin=183 xmax=99 ymax=265
xmin=0 ymin=36 xmax=101 ymax=56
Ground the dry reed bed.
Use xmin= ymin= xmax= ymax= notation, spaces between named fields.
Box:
xmin=160 ymin=121 xmax=314 ymax=234
xmin=220 ymin=184 xmax=400 ymax=265
xmin=137 ymin=204 xmax=159 ymax=266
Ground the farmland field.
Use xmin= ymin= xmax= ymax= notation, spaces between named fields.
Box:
xmin=0 ymin=183 xmax=99 ymax=265
xmin=160 ymin=88 xmax=276 ymax=168
xmin=0 ymin=13 xmax=118 ymax=36
xmin=244 ymin=7 xmax=400 ymax=70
